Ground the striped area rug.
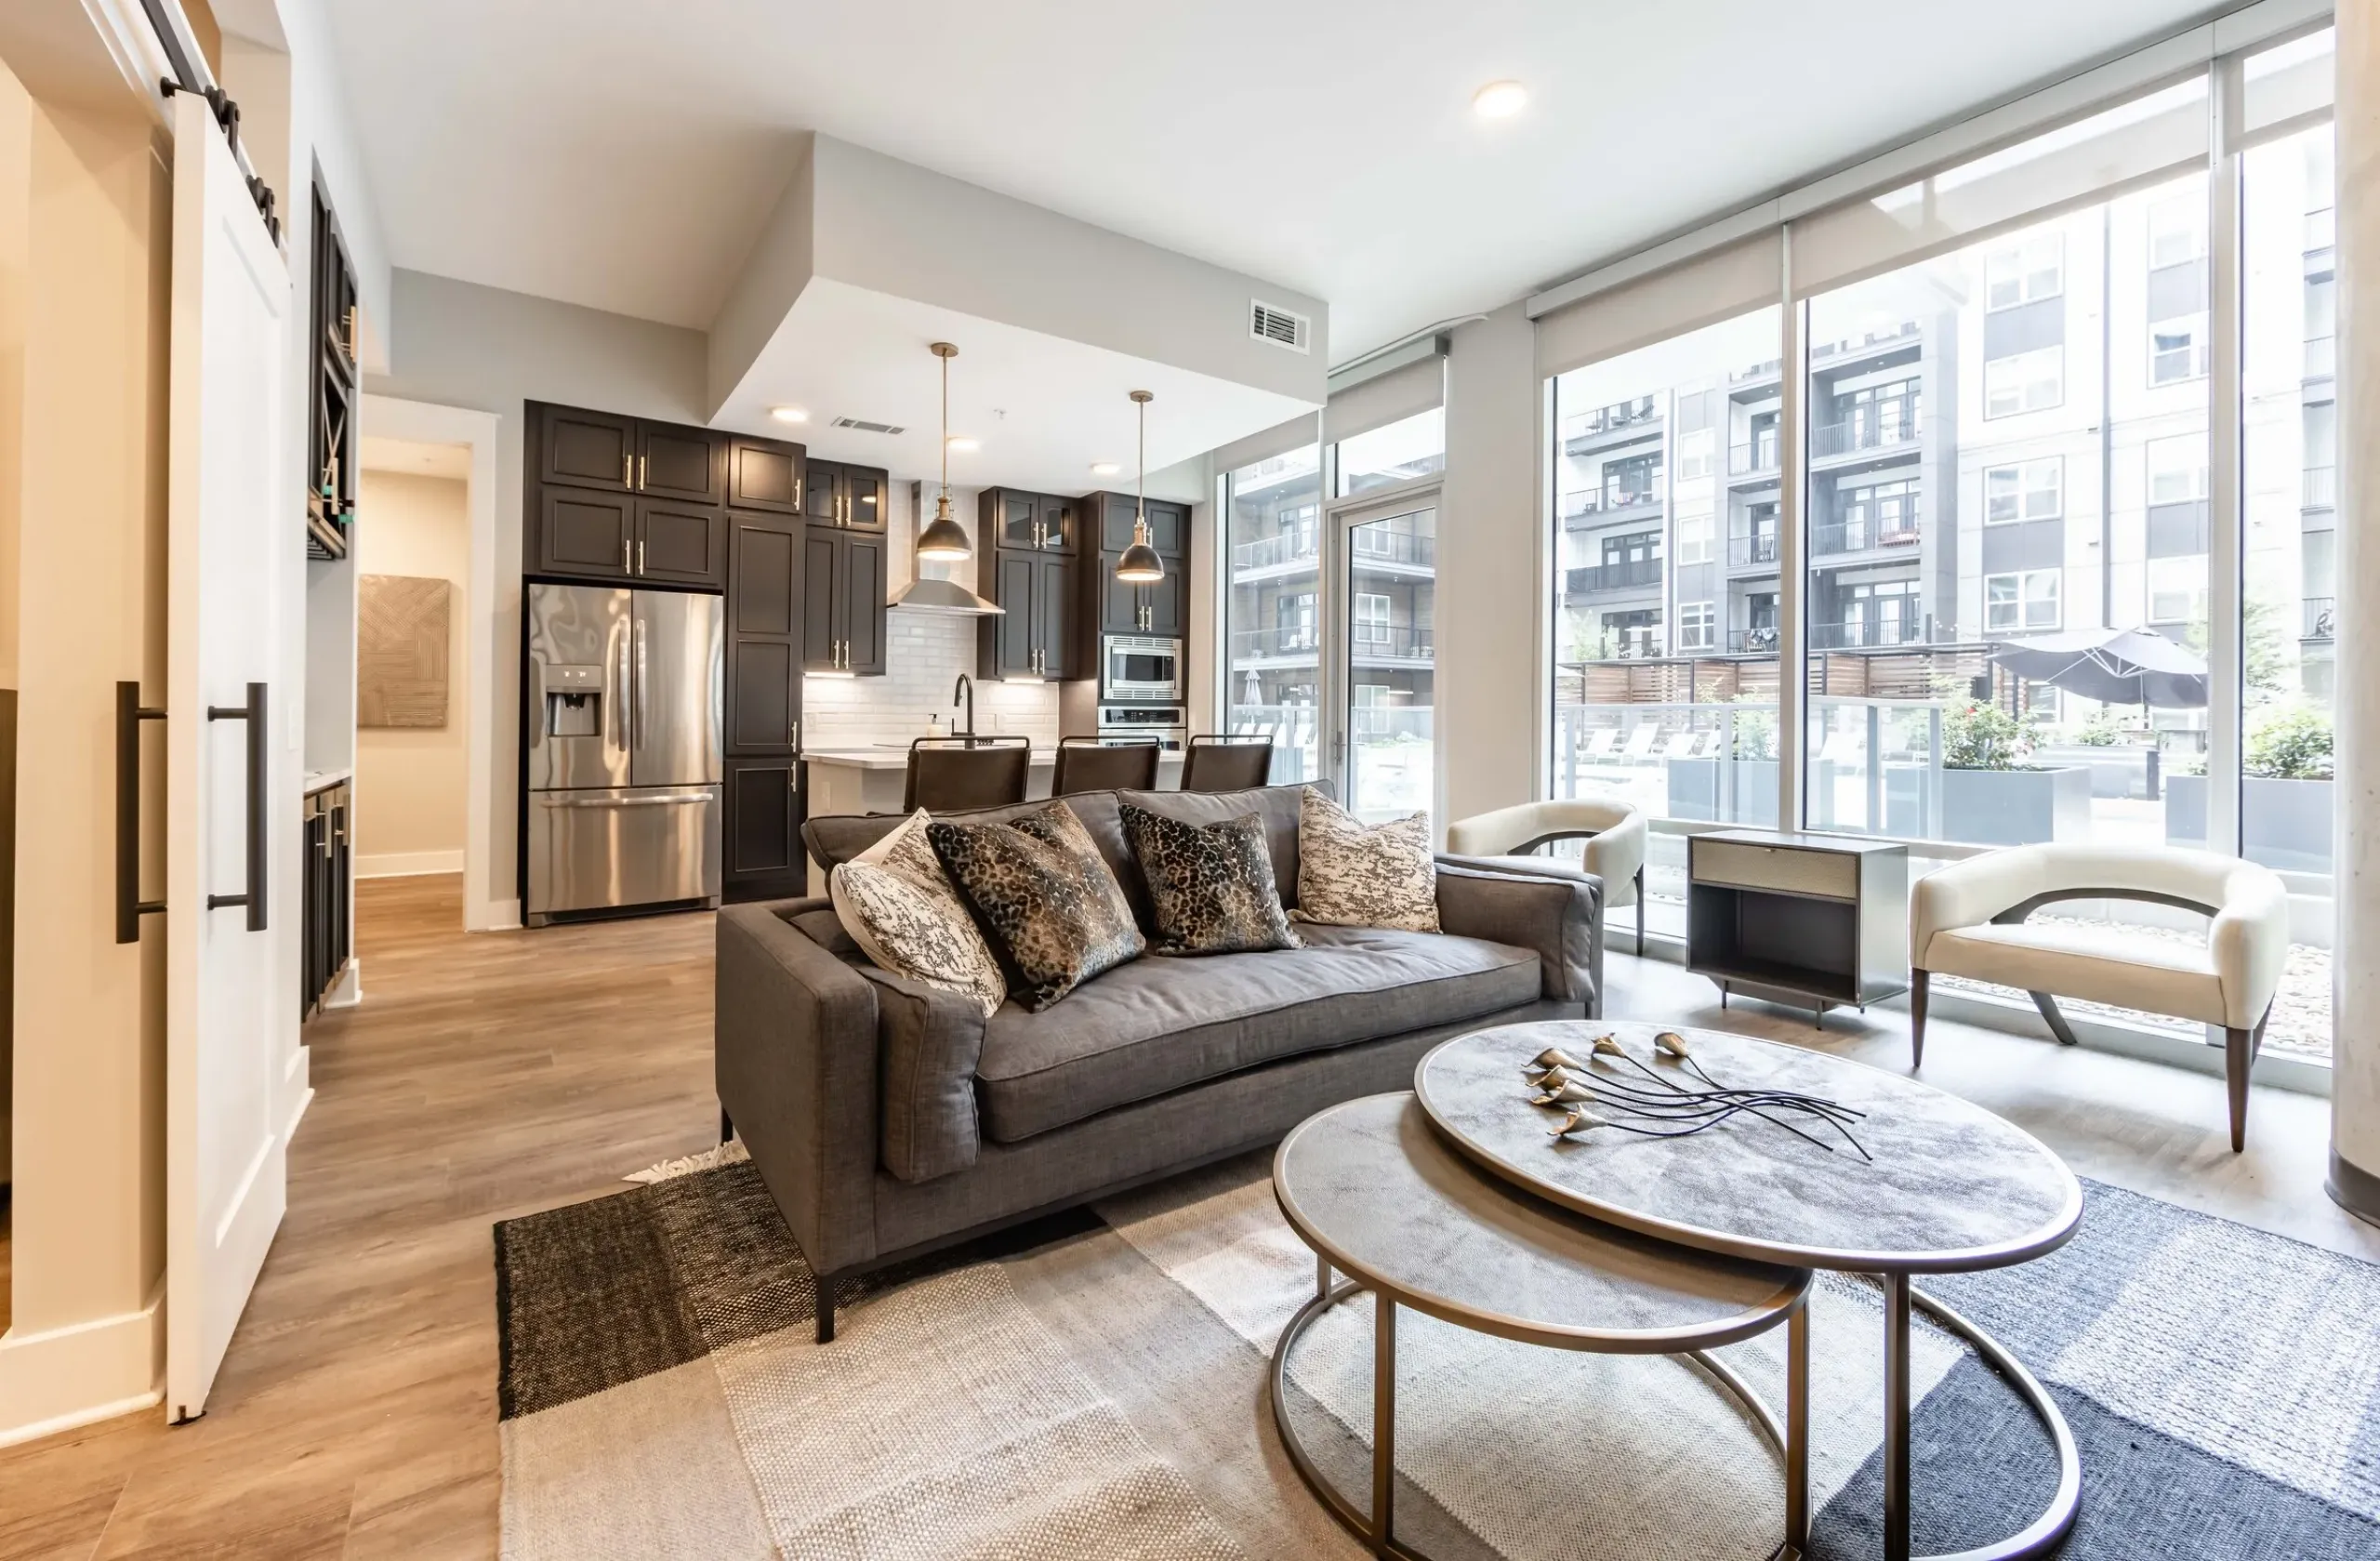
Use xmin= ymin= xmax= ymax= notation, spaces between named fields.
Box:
xmin=495 ymin=1151 xmax=2380 ymax=1559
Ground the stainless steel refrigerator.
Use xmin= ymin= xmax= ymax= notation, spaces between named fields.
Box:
xmin=525 ymin=582 xmax=722 ymax=925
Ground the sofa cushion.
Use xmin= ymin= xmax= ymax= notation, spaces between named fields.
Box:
xmin=973 ymin=923 xmax=1540 ymax=1143
xmin=829 ymin=810 xmax=1008 ymax=1016
xmin=929 ymin=802 xmax=1145 ymax=1011
xmin=1116 ymin=782 xmax=1318 ymax=911
xmin=1293 ymin=787 xmax=1438 ymax=932
xmin=1924 ymin=920 xmax=2228 ymax=1026
xmin=1120 ymin=802 xmax=1299 ymax=956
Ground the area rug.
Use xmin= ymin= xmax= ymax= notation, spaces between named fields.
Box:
xmin=494 ymin=1153 xmax=2380 ymax=1560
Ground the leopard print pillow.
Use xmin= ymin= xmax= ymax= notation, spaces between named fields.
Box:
xmin=1292 ymin=786 xmax=1439 ymax=932
xmin=928 ymin=801 xmax=1144 ymax=1010
xmin=829 ymin=810 xmax=1007 ymax=1016
xmin=1120 ymin=803 xmax=1299 ymax=956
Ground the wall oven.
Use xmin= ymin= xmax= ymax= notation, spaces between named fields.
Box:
xmin=1102 ymin=634 xmax=1183 ymax=702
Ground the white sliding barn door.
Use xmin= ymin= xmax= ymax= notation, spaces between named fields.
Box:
xmin=165 ymin=89 xmax=293 ymax=1422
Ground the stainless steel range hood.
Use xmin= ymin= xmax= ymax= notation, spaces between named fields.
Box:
xmin=890 ymin=575 xmax=1003 ymax=615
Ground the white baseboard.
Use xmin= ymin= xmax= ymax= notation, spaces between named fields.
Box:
xmin=471 ymin=897 xmax=522 ymax=933
xmin=0 ymin=1288 xmax=164 ymax=1447
xmin=358 ymin=850 xmax=464 ymax=879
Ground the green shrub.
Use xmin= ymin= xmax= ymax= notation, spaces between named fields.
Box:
xmin=2246 ymin=706 xmax=2334 ymax=781
xmin=2073 ymin=708 xmax=2127 ymax=747
xmin=1943 ymin=700 xmax=2038 ymax=771
xmin=1730 ymin=699 xmax=1776 ymax=761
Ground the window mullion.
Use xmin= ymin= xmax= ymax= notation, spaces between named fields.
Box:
xmin=2208 ymin=52 xmax=2247 ymax=860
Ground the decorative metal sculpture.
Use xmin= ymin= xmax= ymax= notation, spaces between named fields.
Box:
xmin=1525 ymin=1035 xmax=1871 ymax=1159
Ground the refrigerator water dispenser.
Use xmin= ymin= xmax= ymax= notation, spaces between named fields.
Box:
xmin=542 ymin=665 xmax=604 ymax=737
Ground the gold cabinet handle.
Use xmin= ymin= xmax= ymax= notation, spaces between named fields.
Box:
xmin=622 ymin=538 xmax=632 ymax=574
xmin=639 ymin=454 xmax=649 ymax=490
xmin=622 ymin=453 xmax=632 ymax=486
xmin=637 ymin=538 xmax=646 ymax=575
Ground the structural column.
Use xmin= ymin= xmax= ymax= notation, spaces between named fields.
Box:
xmin=2331 ymin=5 xmax=2380 ymax=1223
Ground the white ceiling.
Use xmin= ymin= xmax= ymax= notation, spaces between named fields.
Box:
xmin=321 ymin=0 xmax=2213 ymax=363
xmin=360 ymin=434 xmax=471 ymax=479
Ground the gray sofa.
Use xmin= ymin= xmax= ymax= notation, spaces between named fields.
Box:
xmin=714 ymin=782 xmax=1605 ymax=1341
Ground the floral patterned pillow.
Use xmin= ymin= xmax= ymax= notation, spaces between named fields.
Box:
xmin=828 ymin=810 xmax=1006 ymax=1016
xmin=1120 ymin=803 xmax=1299 ymax=956
xmin=1291 ymin=787 xmax=1439 ymax=932
xmin=928 ymin=801 xmax=1144 ymax=1010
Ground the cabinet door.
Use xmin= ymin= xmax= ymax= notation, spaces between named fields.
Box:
xmin=1100 ymin=552 xmax=1142 ymax=635
xmin=727 ymin=512 xmax=803 ymax=755
xmin=637 ymin=424 xmax=724 ymax=504
xmin=1144 ymin=567 xmax=1186 ymax=637
xmin=840 ymin=530 xmax=889 ymax=674
xmin=985 ymin=550 xmax=1038 ymax=677
xmin=723 ymin=759 xmax=806 ymax=902
xmin=1038 ymin=554 xmax=1075 ymax=677
xmin=728 ymin=439 xmax=802 ymax=512
xmin=991 ymin=490 xmax=1040 ymax=550
xmin=536 ymin=489 xmax=636 ymax=579
xmin=1038 ymin=496 xmax=1078 ymax=554
xmin=1142 ymin=501 xmax=1186 ymax=558
xmin=540 ymin=405 xmax=636 ymax=492
xmin=802 ymin=525 xmax=843 ymax=671
xmin=634 ymin=498 xmax=727 ymax=587
xmin=841 ymin=466 xmax=887 ymax=532
xmin=1095 ymin=493 xmax=1141 ymax=552
xmin=801 ymin=459 xmax=840 ymax=526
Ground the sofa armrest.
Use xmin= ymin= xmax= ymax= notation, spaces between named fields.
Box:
xmin=715 ymin=900 xmax=882 ymax=1277
xmin=1433 ymin=858 xmax=1604 ymax=1013
xmin=2211 ymin=865 xmax=2291 ymax=1030
xmin=861 ymin=968 xmax=989 ymax=1184
xmin=1910 ymin=847 xmax=2045 ymax=969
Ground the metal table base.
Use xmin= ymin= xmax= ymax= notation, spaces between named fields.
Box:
xmin=1270 ymin=1261 xmax=1813 ymax=1561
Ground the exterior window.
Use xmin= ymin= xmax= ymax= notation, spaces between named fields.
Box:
xmin=2151 ymin=313 xmax=2209 ymax=384
xmin=1276 ymin=592 xmax=1317 ymax=649
xmin=2148 ymin=435 xmax=2209 ymax=505
xmin=2149 ymin=192 xmax=2207 ymax=268
xmin=1354 ymin=592 xmax=1392 ymax=646
xmin=1676 ymin=508 xmax=1714 ymax=564
xmin=1985 ymin=232 xmax=2064 ymax=310
xmin=1676 ymin=428 xmax=1714 ymax=480
xmin=1677 ymin=601 xmax=1715 ymax=650
xmin=1984 ymin=347 xmax=2064 ymax=417
xmin=1337 ymin=406 xmax=1445 ymax=497
xmin=1985 ymin=569 xmax=2061 ymax=631
xmin=2148 ymin=556 xmax=2208 ymax=625
xmin=1984 ymin=458 xmax=2063 ymax=523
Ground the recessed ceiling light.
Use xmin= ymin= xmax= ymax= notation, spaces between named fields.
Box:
xmin=1091 ymin=462 xmax=1121 ymax=476
xmin=1473 ymin=80 xmax=1527 ymax=119
xmin=946 ymin=436 xmax=980 ymax=453
xmin=770 ymin=405 xmax=809 ymax=424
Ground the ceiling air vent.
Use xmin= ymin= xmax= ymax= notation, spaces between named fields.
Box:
xmin=829 ymin=416 xmax=906 ymax=435
xmin=1250 ymin=298 xmax=1311 ymax=354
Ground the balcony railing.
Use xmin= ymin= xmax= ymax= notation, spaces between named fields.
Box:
xmin=1232 ymin=532 xmax=1319 ymax=571
xmin=1809 ymin=619 xmax=1933 ymax=650
xmin=1811 ymin=408 xmax=1923 ymax=459
xmin=1728 ymin=627 xmax=1781 ymax=653
xmin=1565 ymin=558 xmax=1665 ymax=596
xmin=1811 ymin=322 xmax=1923 ymax=362
xmin=1232 ymin=626 xmax=1321 ymax=660
xmin=1350 ymin=530 xmax=1437 ymax=568
xmin=1561 ymin=477 xmax=1666 ymax=520
xmin=2306 ymin=466 xmax=2337 ymax=509
xmin=1729 ymin=533 xmax=1778 ymax=567
xmin=2305 ymin=597 xmax=2336 ymax=641
xmin=1561 ymin=397 xmax=1660 ymax=444
xmin=1352 ymin=626 xmax=1435 ymax=661
xmin=1729 ymin=441 xmax=1780 ymax=477
xmin=1812 ymin=518 xmax=1923 ymax=556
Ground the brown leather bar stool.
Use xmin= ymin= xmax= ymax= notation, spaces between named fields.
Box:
xmin=1181 ymin=734 xmax=1275 ymax=792
xmin=1051 ymin=736 xmax=1161 ymax=796
xmin=902 ymin=735 xmax=1032 ymax=813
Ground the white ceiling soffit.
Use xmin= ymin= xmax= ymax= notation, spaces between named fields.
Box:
xmin=322 ymin=0 xmax=2221 ymax=362
xmin=360 ymin=435 xmax=471 ymax=479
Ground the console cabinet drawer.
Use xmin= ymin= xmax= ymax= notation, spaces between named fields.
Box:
xmin=1693 ymin=838 xmax=1857 ymax=900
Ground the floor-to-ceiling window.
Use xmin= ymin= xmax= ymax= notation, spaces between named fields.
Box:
xmin=1225 ymin=443 xmax=1325 ymax=782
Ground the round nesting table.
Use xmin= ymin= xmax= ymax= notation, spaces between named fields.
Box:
xmin=1415 ymin=1021 xmax=2085 ymax=1561
xmin=1270 ymin=1091 xmax=1817 ymax=1561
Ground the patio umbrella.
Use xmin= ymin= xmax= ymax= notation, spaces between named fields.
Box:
xmin=1990 ymin=626 xmax=2208 ymax=708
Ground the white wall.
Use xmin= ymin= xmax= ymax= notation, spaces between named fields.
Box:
xmin=353 ymin=470 xmax=469 ymax=876
xmin=366 ymin=269 xmax=709 ymax=915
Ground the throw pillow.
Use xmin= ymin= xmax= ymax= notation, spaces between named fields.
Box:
xmin=829 ymin=810 xmax=1006 ymax=1016
xmin=1292 ymin=787 xmax=1439 ymax=932
xmin=1120 ymin=802 xmax=1299 ymax=956
xmin=928 ymin=801 xmax=1145 ymax=1010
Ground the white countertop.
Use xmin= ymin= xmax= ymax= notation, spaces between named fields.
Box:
xmin=803 ymin=745 xmax=1183 ymax=773
xmin=301 ymin=767 xmax=353 ymax=794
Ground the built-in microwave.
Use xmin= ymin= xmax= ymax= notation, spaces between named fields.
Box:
xmin=1102 ymin=634 xmax=1183 ymax=702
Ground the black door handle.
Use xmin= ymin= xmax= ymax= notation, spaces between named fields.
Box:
xmin=115 ymin=681 xmax=166 ymax=944
xmin=206 ymin=681 xmax=269 ymax=932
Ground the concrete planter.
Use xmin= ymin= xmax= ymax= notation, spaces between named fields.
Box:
xmin=1937 ymin=765 xmax=2092 ymax=847
xmin=2164 ymin=774 xmax=2334 ymax=874
xmin=1664 ymin=757 xmax=1778 ymax=827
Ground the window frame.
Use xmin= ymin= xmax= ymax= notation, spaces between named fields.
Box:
xmin=1983 ymin=568 xmax=2062 ymax=632
xmin=1984 ymin=456 xmax=2065 ymax=523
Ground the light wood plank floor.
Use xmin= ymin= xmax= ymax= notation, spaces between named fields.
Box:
xmin=1 ymin=875 xmax=2372 ymax=1557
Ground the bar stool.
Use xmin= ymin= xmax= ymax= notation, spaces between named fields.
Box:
xmin=1051 ymin=736 xmax=1160 ymax=796
xmin=903 ymin=735 xmax=1031 ymax=814
xmin=1182 ymin=734 xmax=1275 ymax=792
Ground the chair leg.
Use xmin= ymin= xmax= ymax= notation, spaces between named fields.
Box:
xmin=815 ymin=1271 xmax=839 ymax=1344
xmin=1910 ymin=970 xmax=1928 ymax=1070
xmin=720 ymin=1107 xmax=734 ymax=1145
xmin=2225 ymin=1026 xmax=2253 ymax=1154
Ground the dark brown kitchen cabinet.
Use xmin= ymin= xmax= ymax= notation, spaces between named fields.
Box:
xmin=1093 ymin=549 xmax=1186 ymax=638
xmin=532 ymin=489 xmax=724 ymax=587
xmin=1090 ymin=492 xmax=1186 ymax=556
xmin=978 ymin=549 xmax=1076 ymax=680
xmin=722 ymin=758 xmax=805 ymax=903
xmin=980 ymin=488 xmax=1078 ymax=553
xmin=728 ymin=439 xmax=803 ymax=513
xmin=802 ymin=459 xmax=888 ymax=533
xmin=636 ymin=423 xmax=727 ymax=504
xmin=540 ymin=405 xmax=638 ymax=492
xmin=634 ymin=498 xmax=727 ymax=587
xmin=801 ymin=523 xmax=887 ymax=676
xmin=727 ymin=513 xmax=802 ymax=755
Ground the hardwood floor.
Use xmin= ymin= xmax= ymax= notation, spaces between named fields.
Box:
xmin=0 ymin=875 xmax=2373 ymax=1557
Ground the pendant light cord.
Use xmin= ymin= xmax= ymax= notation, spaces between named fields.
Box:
xmin=940 ymin=349 xmax=950 ymax=502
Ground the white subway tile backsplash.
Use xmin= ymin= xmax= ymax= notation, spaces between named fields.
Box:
xmin=803 ymin=614 xmax=1062 ymax=747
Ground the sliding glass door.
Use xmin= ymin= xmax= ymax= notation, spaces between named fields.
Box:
xmin=1338 ymin=497 xmax=1437 ymax=824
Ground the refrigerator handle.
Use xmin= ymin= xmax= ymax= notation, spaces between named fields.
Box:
xmin=634 ymin=615 xmax=649 ymax=749
xmin=613 ymin=622 xmax=631 ymax=750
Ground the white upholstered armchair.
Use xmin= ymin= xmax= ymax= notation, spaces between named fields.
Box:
xmin=1910 ymin=844 xmax=2290 ymax=1152
xmin=1444 ymin=797 xmax=1648 ymax=953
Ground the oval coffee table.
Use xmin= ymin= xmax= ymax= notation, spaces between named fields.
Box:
xmin=1416 ymin=1020 xmax=2085 ymax=1561
xmin=1271 ymin=1091 xmax=1816 ymax=1561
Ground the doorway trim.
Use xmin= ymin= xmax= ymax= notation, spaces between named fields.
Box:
xmin=359 ymin=395 xmax=514 ymax=932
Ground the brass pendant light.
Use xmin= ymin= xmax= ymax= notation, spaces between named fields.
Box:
xmin=915 ymin=341 xmax=972 ymax=562
xmin=1115 ymin=389 xmax=1165 ymax=584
